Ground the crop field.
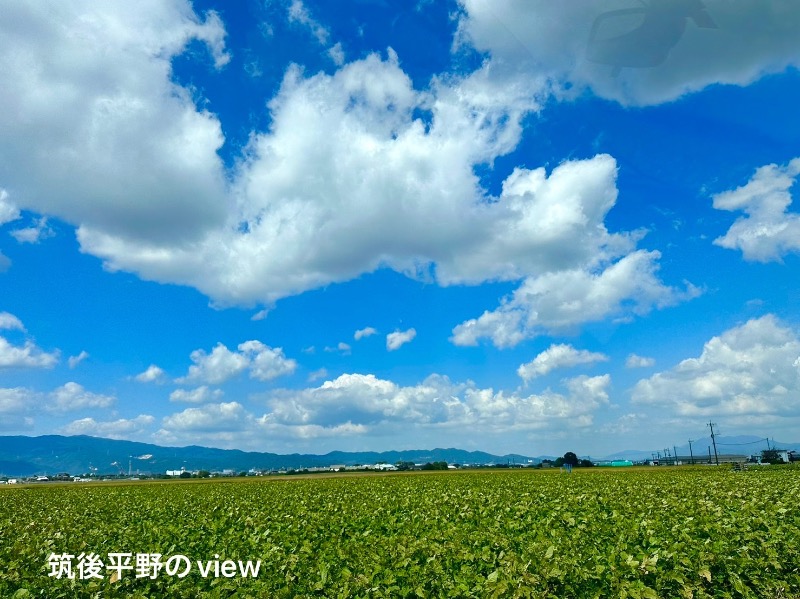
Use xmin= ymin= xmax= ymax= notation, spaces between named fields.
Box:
xmin=1 ymin=468 xmax=799 ymax=598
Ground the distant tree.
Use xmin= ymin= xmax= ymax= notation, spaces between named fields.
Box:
xmin=421 ymin=461 xmax=448 ymax=470
xmin=395 ymin=461 xmax=415 ymax=471
xmin=761 ymin=449 xmax=785 ymax=464
xmin=563 ymin=452 xmax=579 ymax=467
xmin=179 ymin=471 xmax=192 ymax=479
xmin=197 ymin=470 xmax=210 ymax=478
xmin=579 ymin=459 xmax=594 ymax=468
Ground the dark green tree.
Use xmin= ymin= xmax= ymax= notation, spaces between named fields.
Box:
xmin=761 ymin=449 xmax=785 ymax=464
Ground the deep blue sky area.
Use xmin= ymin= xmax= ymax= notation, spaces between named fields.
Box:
xmin=1 ymin=0 xmax=799 ymax=457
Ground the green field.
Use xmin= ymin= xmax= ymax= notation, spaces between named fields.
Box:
xmin=2 ymin=468 xmax=799 ymax=598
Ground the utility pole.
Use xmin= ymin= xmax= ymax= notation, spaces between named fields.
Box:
xmin=708 ymin=446 xmax=712 ymax=464
xmin=708 ymin=422 xmax=719 ymax=465
xmin=674 ymin=445 xmax=679 ymax=466
xmin=688 ymin=439 xmax=694 ymax=465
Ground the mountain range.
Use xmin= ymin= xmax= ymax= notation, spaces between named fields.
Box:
xmin=1 ymin=434 xmax=797 ymax=477
xmin=0 ymin=435 xmax=540 ymax=477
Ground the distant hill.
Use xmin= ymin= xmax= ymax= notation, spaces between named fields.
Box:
xmin=0 ymin=435 xmax=539 ymax=477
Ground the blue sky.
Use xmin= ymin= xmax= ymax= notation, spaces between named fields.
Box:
xmin=1 ymin=0 xmax=799 ymax=457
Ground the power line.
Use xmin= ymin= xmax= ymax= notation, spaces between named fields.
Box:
xmin=717 ymin=438 xmax=770 ymax=446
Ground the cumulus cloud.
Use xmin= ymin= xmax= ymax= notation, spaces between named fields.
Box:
xmin=386 ymin=328 xmax=416 ymax=351
xmin=713 ymin=158 xmax=800 ymax=262
xmin=0 ymin=312 xmax=25 ymax=331
xmin=0 ymin=252 xmax=9 ymax=273
xmin=135 ymin=364 xmax=166 ymax=383
xmin=48 ymin=382 xmax=115 ymax=412
xmin=169 ymin=386 xmax=223 ymax=403
xmin=178 ymin=343 xmax=248 ymax=385
xmin=262 ymin=372 xmax=610 ymax=431
xmin=452 ymin=249 xmax=699 ymax=348
xmin=626 ymin=354 xmax=656 ymax=368
xmin=517 ymin=344 xmax=608 ymax=381
xmin=66 ymin=49 xmax=537 ymax=305
xmin=632 ymin=315 xmax=800 ymax=418
xmin=1 ymin=4 xmax=692 ymax=344
xmin=455 ymin=0 xmax=800 ymax=106
xmin=0 ymin=336 xmax=59 ymax=368
xmin=61 ymin=415 xmax=155 ymax=439
xmin=178 ymin=340 xmax=296 ymax=384
xmin=0 ymin=387 xmax=33 ymax=414
xmin=241 ymin=340 xmax=298 ymax=381
xmin=354 ymin=326 xmax=378 ymax=341
xmin=0 ymin=1 xmax=230 ymax=246
xmin=67 ymin=350 xmax=89 ymax=369
xmin=0 ymin=189 xmax=20 ymax=225
xmin=10 ymin=217 xmax=54 ymax=244
xmin=154 ymin=370 xmax=612 ymax=448
xmin=161 ymin=401 xmax=248 ymax=433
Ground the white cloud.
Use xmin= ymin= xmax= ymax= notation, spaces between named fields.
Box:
xmin=455 ymin=0 xmax=800 ymax=106
xmin=452 ymin=250 xmax=699 ymax=348
xmin=251 ymin=308 xmax=270 ymax=321
xmin=626 ymin=354 xmax=655 ymax=368
xmin=240 ymin=340 xmax=297 ymax=381
xmin=287 ymin=0 xmax=329 ymax=45
xmin=0 ymin=312 xmax=25 ymax=331
xmin=262 ymin=372 xmax=610 ymax=431
xmin=386 ymin=328 xmax=416 ymax=351
xmin=632 ymin=315 xmax=800 ymax=418
xmin=178 ymin=340 xmax=296 ymax=384
xmin=0 ymin=336 xmax=59 ymax=369
xmin=135 ymin=364 xmax=166 ymax=383
xmin=0 ymin=1 xmax=230 ymax=246
xmin=48 ymin=382 xmax=115 ymax=412
xmin=169 ymin=386 xmax=223 ymax=403
xmin=713 ymin=158 xmax=800 ymax=262
xmin=0 ymin=189 xmax=20 ymax=225
xmin=307 ymin=367 xmax=328 ymax=382
xmin=10 ymin=217 xmax=54 ymax=244
xmin=324 ymin=342 xmax=351 ymax=355
xmin=517 ymin=344 xmax=608 ymax=381
xmin=178 ymin=343 xmax=249 ymax=385
xmin=61 ymin=415 xmax=155 ymax=439
xmin=328 ymin=41 xmax=345 ymax=66
xmin=67 ymin=350 xmax=89 ymax=369
xmin=0 ymin=387 xmax=34 ymax=414
xmin=354 ymin=326 xmax=378 ymax=341
xmin=161 ymin=401 xmax=248 ymax=433
xmin=0 ymin=5 xmax=691 ymax=341
xmin=0 ymin=252 xmax=9 ymax=273
xmin=154 ymin=370 xmax=613 ymax=448
xmin=67 ymin=50 xmax=537 ymax=305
